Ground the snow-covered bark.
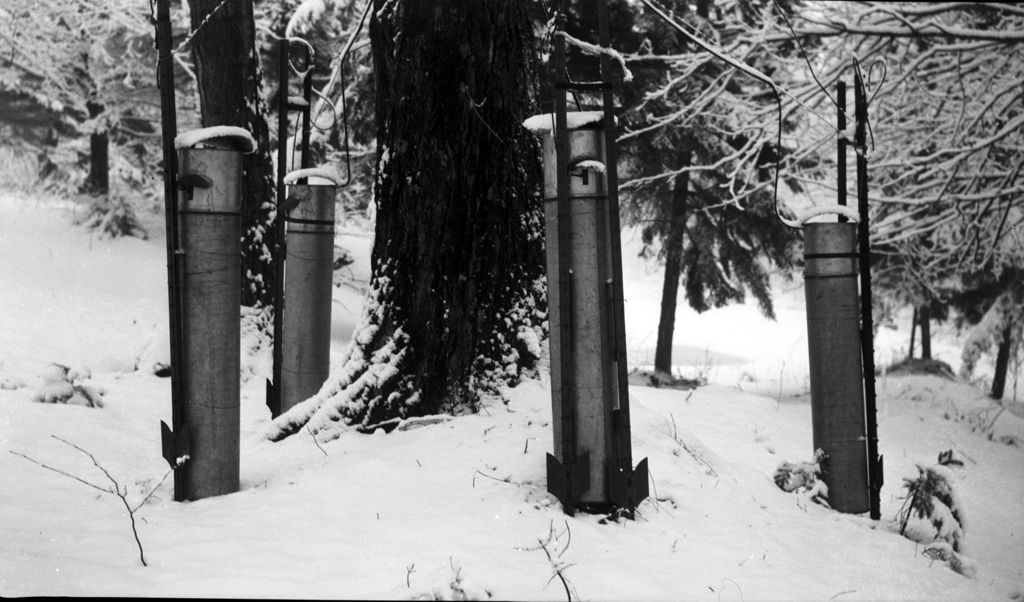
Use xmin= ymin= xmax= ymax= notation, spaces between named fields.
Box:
xmin=267 ymin=0 xmax=547 ymax=442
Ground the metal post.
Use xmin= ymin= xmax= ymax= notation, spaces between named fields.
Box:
xmin=268 ymin=39 xmax=290 ymax=419
xmin=854 ymin=66 xmax=882 ymax=520
xmin=803 ymin=222 xmax=870 ymax=513
xmin=175 ymin=132 xmax=250 ymax=500
xmin=269 ymin=39 xmax=316 ymax=418
xmin=279 ymin=180 xmax=337 ymax=414
xmin=155 ymin=0 xmax=189 ymax=500
xmin=545 ymin=4 xmax=590 ymax=515
xmin=597 ymin=0 xmax=648 ymax=514
xmin=837 ymin=81 xmax=847 ymax=222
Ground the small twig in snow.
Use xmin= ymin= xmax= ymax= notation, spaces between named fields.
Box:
xmin=535 ymin=521 xmax=578 ymax=602
xmin=131 ymin=467 xmax=174 ymax=513
xmin=11 ymin=435 xmax=170 ymax=567
xmin=830 ymin=590 xmax=857 ymax=600
xmin=474 ymin=469 xmax=513 ymax=485
xmin=524 ymin=437 xmax=536 ymax=454
xmin=405 ymin=562 xmax=415 ymax=588
xmin=307 ymin=425 xmax=328 ymax=457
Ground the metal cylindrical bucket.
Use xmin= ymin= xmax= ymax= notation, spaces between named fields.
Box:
xmin=803 ymin=222 xmax=870 ymax=513
xmin=177 ymin=146 xmax=242 ymax=500
xmin=541 ymin=124 xmax=615 ymax=504
xmin=280 ymin=184 xmax=336 ymax=414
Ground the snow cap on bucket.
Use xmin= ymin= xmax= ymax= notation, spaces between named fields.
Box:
xmin=174 ymin=126 xmax=257 ymax=154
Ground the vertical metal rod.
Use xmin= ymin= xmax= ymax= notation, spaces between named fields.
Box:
xmin=854 ymin=66 xmax=882 ymax=521
xmin=597 ymin=0 xmax=633 ymax=473
xmin=155 ymin=0 xmax=186 ymax=501
xmin=269 ymin=38 xmax=290 ymax=418
xmin=553 ymin=5 xmax=577 ymax=469
xmin=300 ymin=50 xmax=313 ymax=170
xmin=837 ymin=81 xmax=847 ymax=222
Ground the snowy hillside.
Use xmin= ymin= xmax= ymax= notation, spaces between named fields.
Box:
xmin=1 ymin=190 xmax=1022 ymax=601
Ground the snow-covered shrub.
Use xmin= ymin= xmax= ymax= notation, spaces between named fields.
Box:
xmin=884 ymin=357 xmax=956 ymax=380
xmin=0 ymin=146 xmax=39 ymax=192
xmin=922 ymin=541 xmax=978 ymax=579
xmin=896 ymin=462 xmax=965 ymax=554
xmin=773 ymin=449 xmax=829 ymax=507
xmin=632 ymin=369 xmax=703 ymax=390
xmin=1 ymin=375 xmax=27 ymax=390
xmin=30 ymin=363 xmax=104 ymax=408
xmin=76 ymin=192 xmax=148 ymax=240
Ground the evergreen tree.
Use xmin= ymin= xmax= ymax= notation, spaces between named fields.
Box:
xmin=618 ymin=0 xmax=802 ymax=375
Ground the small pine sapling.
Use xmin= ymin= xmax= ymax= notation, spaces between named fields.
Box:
xmin=896 ymin=459 xmax=965 ymax=554
xmin=30 ymin=363 xmax=104 ymax=408
xmin=773 ymin=449 xmax=829 ymax=508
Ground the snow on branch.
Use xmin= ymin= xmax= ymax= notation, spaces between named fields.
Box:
xmin=555 ymin=31 xmax=633 ymax=82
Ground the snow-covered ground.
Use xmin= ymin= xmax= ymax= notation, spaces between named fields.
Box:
xmin=1 ymin=190 xmax=1022 ymax=601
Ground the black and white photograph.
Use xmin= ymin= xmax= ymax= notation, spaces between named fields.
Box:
xmin=0 ymin=1 xmax=1022 ymax=599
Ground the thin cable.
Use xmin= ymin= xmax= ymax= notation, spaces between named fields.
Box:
xmin=774 ymin=0 xmax=838 ymax=109
xmin=172 ymin=0 xmax=232 ymax=56
xmin=309 ymin=87 xmax=338 ymax=131
xmin=310 ymin=0 xmax=371 ymax=129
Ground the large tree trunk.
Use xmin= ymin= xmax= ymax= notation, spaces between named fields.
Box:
xmin=991 ymin=323 xmax=1013 ymax=400
xmin=188 ymin=0 xmax=277 ymax=309
xmin=653 ymin=162 xmax=690 ymax=375
xmin=267 ymin=0 xmax=545 ymax=441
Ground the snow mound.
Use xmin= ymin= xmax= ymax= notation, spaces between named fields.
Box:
xmin=30 ymin=362 xmax=104 ymax=408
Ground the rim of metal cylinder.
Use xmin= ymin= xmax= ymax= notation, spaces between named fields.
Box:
xmin=175 ymin=126 xmax=256 ymax=154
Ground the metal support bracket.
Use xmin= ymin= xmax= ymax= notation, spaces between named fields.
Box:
xmin=547 ymin=452 xmax=591 ymax=516
xmin=160 ymin=419 xmax=191 ymax=470
xmin=607 ymin=457 xmax=649 ymax=513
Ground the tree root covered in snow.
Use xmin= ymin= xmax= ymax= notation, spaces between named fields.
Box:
xmin=265 ymin=273 xmax=544 ymax=444
xmin=264 ymin=285 xmax=414 ymax=442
